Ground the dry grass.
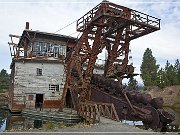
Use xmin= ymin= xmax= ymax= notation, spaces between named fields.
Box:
xmin=148 ymin=85 xmax=180 ymax=109
xmin=172 ymin=90 xmax=180 ymax=109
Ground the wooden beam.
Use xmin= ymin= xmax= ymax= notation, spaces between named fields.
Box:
xmin=9 ymin=34 xmax=21 ymax=38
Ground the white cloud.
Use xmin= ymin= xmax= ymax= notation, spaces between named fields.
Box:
xmin=0 ymin=0 xmax=179 ymax=85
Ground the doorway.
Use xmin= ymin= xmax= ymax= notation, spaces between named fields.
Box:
xmin=35 ymin=94 xmax=43 ymax=108
xmin=65 ymin=89 xmax=73 ymax=108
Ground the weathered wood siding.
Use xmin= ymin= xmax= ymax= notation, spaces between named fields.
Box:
xmin=13 ymin=61 xmax=65 ymax=108
xmin=11 ymin=60 xmax=104 ymax=110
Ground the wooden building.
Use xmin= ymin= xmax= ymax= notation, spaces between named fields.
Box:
xmin=8 ymin=23 xmax=77 ymax=112
xmin=8 ymin=23 xmax=104 ymax=112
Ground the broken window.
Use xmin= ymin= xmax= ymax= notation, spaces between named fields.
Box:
xmin=36 ymin=68 xmax=42 ymax=76
xmin=32 ymin=41 xmax=66 ymax=57
xmin=49 ymin=84 xmax=59 ymax=91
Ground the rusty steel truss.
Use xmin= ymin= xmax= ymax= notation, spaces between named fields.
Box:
xmin=6 ymin=0 xmax=175 ymax=131
xmin=62 ymin=0 xmax=160 ymax=104
xmin=61 ymin=0 xmax=176 ymax=131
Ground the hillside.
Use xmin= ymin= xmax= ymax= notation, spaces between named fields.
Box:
xmin=147 ymin=85 xmax=180 ymax=109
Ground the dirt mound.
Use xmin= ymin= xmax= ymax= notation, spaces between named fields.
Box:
xmin=147 ymin=85 xmax=180 ymax=109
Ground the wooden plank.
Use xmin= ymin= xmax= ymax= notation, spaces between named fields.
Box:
xmin=111 ymin=104 xmax=113 ymax=118
xmin=105 ymin=105 xmax=111 ymax=118
xmin=95 ymin=104 xmax=100 ymax=122
xmin=124 ymin=93 xmax=136 ymax=113
xmin=111 ymin=103 xmax=120 ymax=121
xmin=99 ymin=105 xmax=105 ymax=116
xmin=85 ymin=105 xmax=89 ymax=120
xmin=9 ymin=34 xmax=21 ymax=38
xmin=79 ymin=101 xmax=122 ymax=123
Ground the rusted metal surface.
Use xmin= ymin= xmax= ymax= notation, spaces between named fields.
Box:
xmin=90 ymin=74 xmax=175 ymax=130
xmin=7 ymin=0 xmax=174 ymax=131
xmin=60 ymin=0 xmax=175 ymax=131
xmin=11 ymin=103 xmax=26 ymax=111
xmin=62 ymin=0 xmax=160 ymax=105
xmin=43 ymin=100 xmax=62 ymax=108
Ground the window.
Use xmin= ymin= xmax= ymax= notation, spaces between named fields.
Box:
xmin=42 ymin=43 xmax=47 ymax=52
xmin=28 ymin=95 xmax=34 ymax=100
xmin=36 ymin=68 xmax=42 ymax=76
xmin=60 ymin=45 xmax=66 ymax=56
xmin=32 ymin=41 xmax=66 ymax=57
xmin=49 ymin=84 xmax=59 ymax=91
xmin=34 ymin=42 xmax=40 ymax=52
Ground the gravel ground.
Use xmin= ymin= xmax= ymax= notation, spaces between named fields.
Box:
xmin=3 ymin=117 xmax=177 ymax=135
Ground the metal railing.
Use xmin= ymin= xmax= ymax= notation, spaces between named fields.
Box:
xmin=77 ymin=1 xmax=160 ymax=31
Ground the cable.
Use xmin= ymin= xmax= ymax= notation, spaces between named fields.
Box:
xmin=54 ymin=19 xmax=78 ymax=34
xmin=68 ymin=31 xmax=78 ymax=36
xmin=68 ymin=31 xmax=82 ymax=40
xmin=76 ymin=32 xmax=81 ymax=38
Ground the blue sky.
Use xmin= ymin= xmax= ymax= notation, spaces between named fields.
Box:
xmin=0 ymin=0 xmax=180 ymax=84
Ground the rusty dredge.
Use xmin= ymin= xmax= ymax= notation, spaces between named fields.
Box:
xmin=6 ymin=0 xmax=176 ymax=130
xmin=60 ymin=0 xmax=176 ymax=130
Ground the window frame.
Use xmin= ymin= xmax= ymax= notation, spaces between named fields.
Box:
xmin=36 ymin=68 xmax=42 ymax=76
xmin=49 ymin=84 xmax=59 ymax=91
xmin=28 ymin=95 xmax=34 ymax=101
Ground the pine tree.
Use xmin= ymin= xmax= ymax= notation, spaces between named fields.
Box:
xmin=128 ymin=78 xmax=138 ymax=90
xmin=0 ymin=69 xmax=9 ymax=92
xmin=174 ymin=59 xmax=180 ymax=84
xmin=165 ymin=60 xmax=170 ymax=71
xmin=165 ymin=61 xmax=179 ymax=86
xmin=156 ymin=68 xmax=168 ymax=88
xmin=140 ymin=48 xmax=159 ymax=87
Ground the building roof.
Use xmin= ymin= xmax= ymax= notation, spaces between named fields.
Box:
xmin=18 ymin=29 xmax=77 ymax=46
xmin=26 ymin=30 xmax=77 ymax=40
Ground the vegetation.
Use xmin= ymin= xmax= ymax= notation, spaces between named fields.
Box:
xmin=128 ymin=78 xmax=138 ymax=90
xmin=0 ymin=69 xmax=9 ymax=93
xmin=45 ymin=122 xmax=56 ymax=130
xmin=156 ymin=60 xmax=180 ymax=88
xmin=140 ymin=48 xmax=159 ymax=87
xmin=141 ymin=48 xmax=180 ymax=88
xmin=172 ymin=90 xmax=180 ymax=109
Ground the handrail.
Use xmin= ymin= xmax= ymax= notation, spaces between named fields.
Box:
xmin=77 ymin=1 xmax=160 ymax=32
xmin=78 ymin=101 xmax=119 ymax=123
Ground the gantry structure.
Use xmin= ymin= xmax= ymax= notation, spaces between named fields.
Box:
xmin=61 ymin=0 xmax=160 ymax=106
